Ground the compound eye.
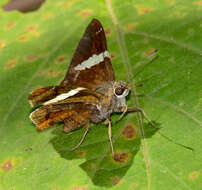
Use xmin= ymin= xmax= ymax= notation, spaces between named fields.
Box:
xmin=115 ymin=87 xmax=125 ymax=96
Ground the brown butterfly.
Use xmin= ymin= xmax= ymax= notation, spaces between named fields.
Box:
xmin=28 ymin=18 xmax=155 ymax=156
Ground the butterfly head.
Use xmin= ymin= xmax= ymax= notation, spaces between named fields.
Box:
xmin=113 ymin=81 xmax=130 ymax=99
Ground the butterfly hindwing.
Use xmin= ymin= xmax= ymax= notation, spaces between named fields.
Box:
xmin=30 ymin=103 xmax=91 ymax=131
xmin=61 ymin=18 xmax=115 ymax=89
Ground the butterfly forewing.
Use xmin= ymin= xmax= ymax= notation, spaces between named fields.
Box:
xmin=61 ymin=18 xmax=114 ymax=89
xmin=28 ymin=85 xmax=102 ymax=107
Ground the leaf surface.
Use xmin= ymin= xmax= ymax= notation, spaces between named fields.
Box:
xmin=0 ymin=0 xmax=201 ymax=189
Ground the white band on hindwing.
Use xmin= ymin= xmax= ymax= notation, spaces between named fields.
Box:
xmin=43 ymin=87 xmax=86 ymax=105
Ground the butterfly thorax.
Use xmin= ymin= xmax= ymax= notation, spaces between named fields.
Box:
xmin=89 ymin=81 xmax=130 ymax=123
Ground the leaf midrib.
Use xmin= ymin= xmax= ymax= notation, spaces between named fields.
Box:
xmin=105 ymin=0 xmax=152 ymax=189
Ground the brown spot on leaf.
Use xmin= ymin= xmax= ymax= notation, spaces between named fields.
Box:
xmin=132 ymin=183 xmax=138 ymax=188
xmin=140 ymin=8 xmax=152 ymax=14
xmin=19 ymin=34 xmax=28 ymax=41
xmin=105 ymin=28 xmax=112 ymax=35
xmin=87 ymin=163 xmax=95 ymax=170
xmin=125 ymin=23 xmax=136 ymax=31
xmin=112 ymin=176 xmax=122 ymax=185
xmin=113 ymin=152 xmax=129 ymax=163
xmin=70 ymin=187 xmax=87 ymax=190
xmin=0 ymin=40 xmax=5 ymax=49
xmin=64 ymin=0 xmax=75 ymax=8
xmin=80 ymin=9 xmax=92 ymax=18
xmin=25 ymin=55 xmax=39 ymax=62
xmin=135 ymin=5 xmax=153 ymax=15
xmin=24 ymin=25 xmax=40 ymax=38
xmin=26 ymin=25 xmax=37 ymax=32
xmin=1 ymin=160 xmax=13 ymax=172
xmin=189 ymin=171 xmax=199 ymax=179
xmin=79 ymin=151 xmax=86 ymax=158
xmin=56 ymin=55 xmax=67 ymax=63
xmin=48 ymin=69 xmax=62 ymax=77
xmin=39 ymin=69 xmax=62 ymax=78
xmin=43 ymin=13 xmax=52 ymax=19
xmin=122 ymin=124 xmax=137 ymax=139
xmin=6 ymin=21 xmax=16 ymax=30
xmin=5 ymin=58 xmax=17 ymax=69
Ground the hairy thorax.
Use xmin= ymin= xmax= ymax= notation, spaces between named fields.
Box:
xmin=89 ymin=81 xmax=128 ymax=123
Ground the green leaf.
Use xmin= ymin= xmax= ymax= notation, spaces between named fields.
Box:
xmin=0 ymin=0 xmax=201 ymax=189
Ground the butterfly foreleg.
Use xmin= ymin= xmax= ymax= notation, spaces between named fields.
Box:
xmin=115 ymin=105 xmax=128 ymax=123
xmin=127 ymin=107 xmax=159 ymax=129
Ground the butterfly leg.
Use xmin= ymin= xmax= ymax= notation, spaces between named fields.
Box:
xmin=70 ymin=121 xmax=90 ymax=151
xmin=127 ymin=107 xmax=159 ymax=129
xmin=107 ymin=117 xmax=114 ymax=156
xmin=115 ymin=106 xmax=128 ymax=123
